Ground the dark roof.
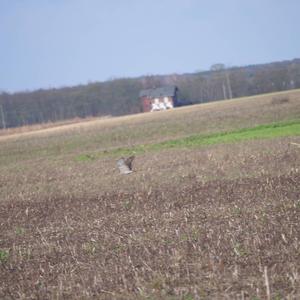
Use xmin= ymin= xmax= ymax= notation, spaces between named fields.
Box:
xmin=139 ymin=85 xmax=178 ymax=98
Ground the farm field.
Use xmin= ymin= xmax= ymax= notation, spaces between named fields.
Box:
xmin=0 ymin=90 xmax=300 ymax=299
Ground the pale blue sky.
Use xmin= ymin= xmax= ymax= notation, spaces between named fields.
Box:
xmin=1 ymin=0 xmax=299 ymax=92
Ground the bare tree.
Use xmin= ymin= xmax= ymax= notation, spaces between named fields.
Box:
xmin=0 ymin=104 xmax=6 ymax=129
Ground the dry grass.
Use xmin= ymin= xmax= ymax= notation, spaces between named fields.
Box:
xmin=0 ymin=89 xmax=300 ymax=299
xmin=0 ymin=116 xmax=111 ymax=137
xmin=1 ymin=88 xmax=300 ymax=144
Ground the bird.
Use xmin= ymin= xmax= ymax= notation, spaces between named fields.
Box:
xmin=117 ymin=155 xmax=135 ymax=174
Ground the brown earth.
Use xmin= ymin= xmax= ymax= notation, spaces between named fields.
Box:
xmin=1 ymin=140 xmax=300 ymax=299
xmin=0 ymin=90 xmax=300 ymax=299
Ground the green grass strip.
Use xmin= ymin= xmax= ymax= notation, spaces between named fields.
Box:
xmin=156 ymin=119 xmax=300 ymax=149
xmin=76 ymin=119 xmax=300 ymax=160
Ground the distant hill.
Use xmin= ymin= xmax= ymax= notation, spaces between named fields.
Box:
xmin=0 ymin=58 xmax=300 ymax=129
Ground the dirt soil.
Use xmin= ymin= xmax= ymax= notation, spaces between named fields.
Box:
xmin=1 ymin=148 xmax=300 ymax=299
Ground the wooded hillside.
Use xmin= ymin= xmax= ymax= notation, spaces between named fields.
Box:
xmin=1 ymin=58 xmax=300 ymax=129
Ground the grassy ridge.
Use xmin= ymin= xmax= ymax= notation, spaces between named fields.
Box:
xmin=157 ymin=119 xmax=300 ymax=149
xmin=76 ymin=120 xmax=300 ymax=160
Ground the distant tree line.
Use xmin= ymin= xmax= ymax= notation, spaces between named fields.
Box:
xmin=1 ymin=58 xmax=300 ymax=129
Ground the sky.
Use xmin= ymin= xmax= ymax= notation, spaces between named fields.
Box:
xmin=1 ymin=0 xmax=300 ymax=92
